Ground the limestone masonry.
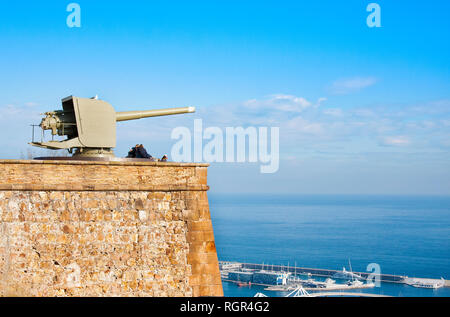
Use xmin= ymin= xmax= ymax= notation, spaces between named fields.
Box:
xmin=0 ymin=159 xmax=223 ymax=297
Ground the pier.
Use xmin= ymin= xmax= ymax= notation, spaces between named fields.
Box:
xmin=220 ymin=261 xmax=449 ymax=287
xmin=307 ymin=292 xmax=390 ymax=297
xmin=265 ymin=283 xmax=375 ymax=292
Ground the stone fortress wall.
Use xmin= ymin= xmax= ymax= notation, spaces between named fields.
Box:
xmin=0 ymin=160 xmax=223 ymax=297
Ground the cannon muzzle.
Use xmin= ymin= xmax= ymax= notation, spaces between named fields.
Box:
xmin=116 ymin=106 xmax=195 ymax=122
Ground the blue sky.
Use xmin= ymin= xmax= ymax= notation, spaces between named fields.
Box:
xmin=0 ymin=0 xmax=449 ymax=194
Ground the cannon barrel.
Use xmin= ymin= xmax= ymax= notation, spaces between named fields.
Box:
xmin=116 ymin=106 xmax=195 ymax=122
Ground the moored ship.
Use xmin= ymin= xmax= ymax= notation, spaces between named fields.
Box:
xmin=405 ymin=277 xmax=445 ymax=289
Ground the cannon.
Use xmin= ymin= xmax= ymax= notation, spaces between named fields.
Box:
xmin=30 ymin=95 xmax=195 ymax=158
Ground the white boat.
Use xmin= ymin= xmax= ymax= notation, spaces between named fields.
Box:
xmin=347 ymin=279 xmax=364 ymax=287
xmin=325 ymin=278 xmax=335 ymax=285
xmin=332 ymin=267 xmax=363 ymax=281
xmin=406 ymin=277 xmax=445 ymax=289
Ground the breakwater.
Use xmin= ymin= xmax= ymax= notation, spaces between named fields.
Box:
xmin=220 ymin=261 xmax=449 ymax=286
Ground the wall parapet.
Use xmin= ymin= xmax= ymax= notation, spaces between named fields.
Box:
xmin=0 ymin=160 xmax=209 ymax=192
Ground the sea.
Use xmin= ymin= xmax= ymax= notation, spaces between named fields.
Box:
xmin=208 ymin=194 xmax=450 ymax=297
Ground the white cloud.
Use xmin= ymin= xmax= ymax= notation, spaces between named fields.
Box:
xmin=323 ymin=108 xmax=343 ymax=117
xmin=0 ymin=103 xmax=42 ymax=121
xmin=419 ymin=121 xmax=435 ymax=130
xmin=353 ymin=109 xmax=376 ymax=117
xmin=243 ymin=94 xmax=315 ymax=113
xmin=380 ymin=136 xmax=411 ymax=147
xmin=1 ymin=104 xmax=21 ymax=115
xmin=242 ymin=98 xmax=259 ymax=108
xmin=286 ymin=116 xmax=323 ymax=135
xmin=270 ymin=94 xmax=312 ymax=110
xmin=194 ymin=95 xmax=449 ymax=153
xmin=316 ymin=97 xmax=327 ymax=107
xmin=330 ymin=76 xmax=377 ymax=94
xmin=441 ymin=119 xmax=450 ymax=127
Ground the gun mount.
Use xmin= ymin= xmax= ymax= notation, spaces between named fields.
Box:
xmin=30 ymin=95 xmax=195 ymax=158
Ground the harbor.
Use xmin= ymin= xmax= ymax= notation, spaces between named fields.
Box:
xmin=219 ymin=261 xmax=449 ymax=296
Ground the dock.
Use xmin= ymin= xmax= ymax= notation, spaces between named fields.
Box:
xmin=220 ymin=261 xmax=449 ymax=287
xmin=265 ymin=283 xmax=375 ymax=292
xmin=307 ymin=292 xmax=390 ymax=297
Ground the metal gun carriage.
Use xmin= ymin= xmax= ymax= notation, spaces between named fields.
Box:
xmin=30 ymin=95 xmax=195 ymax=158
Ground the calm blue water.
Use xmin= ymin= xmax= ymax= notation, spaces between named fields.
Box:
xmin=208 ymin=194 xmax=450 ymax=297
